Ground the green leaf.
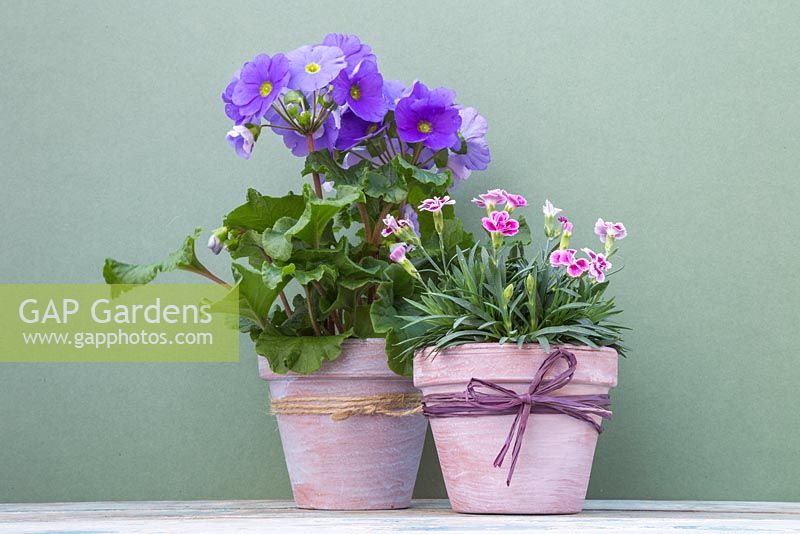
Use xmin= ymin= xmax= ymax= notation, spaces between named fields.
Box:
xmin=302 ymin=150 xmax=368 ymax=187
xmin=210 ymin=263 xmax=286 ymax=331
xmin=256 ymin=330 xmax=352 ymax=374
xmin=392 ymin=155 xmax=451 ymax=187
xmin=286 ymin=184 xmax=363 ymax=246
xmin=103 ymin=228 xmax=205 ymax=286
xmin=294 ymin=264 xmax=335 ymax=285
xmin=363 ymin=166 xmax=407 ymax=204
xmin=262 ymin=262 xmax=295 ymax=290
xmin=224 ymin=189 xmax=305 ymax=233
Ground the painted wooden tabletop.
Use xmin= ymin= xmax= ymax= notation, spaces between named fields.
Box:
xmin=1 ymin=499 xmax=799 ymax=533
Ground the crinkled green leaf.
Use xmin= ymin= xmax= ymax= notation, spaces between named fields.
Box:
xmin=363 ymin=165 xmax=407 ymax=204
xmin=224 ymin=189 xmax=305 ymax=232
xmin=286 ymin=184 xmax=364 ymax=246
xmin=302 ymin=150 xmax=368 ymax=187
xmin=210 ymin=263 xmax=286 ymax=331
xmin=103 ymin=228 xmax=205 ymax=286
xmin=256 ymin=330 xmax=352 ymax=374
xmin=262 ymin=262 xmax=295 ymax=290
xmin=392 ymin=155 xmax=451 ymax=187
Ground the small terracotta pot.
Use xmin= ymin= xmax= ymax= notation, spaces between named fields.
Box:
xmin=260 ymin=338 xmax=427 ymax=510
xmin=414 ymin=343 xmax=618 ymax=514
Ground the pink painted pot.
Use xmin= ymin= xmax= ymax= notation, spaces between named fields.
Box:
xmin=260 ymin=338 xmax=427 ymax=510
xmin=414 ymin=343 xmax=618 ymax=514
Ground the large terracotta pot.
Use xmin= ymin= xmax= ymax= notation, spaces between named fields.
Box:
xmin=414 ymin=343 xmax=618 ymax=514
xmin=260 ymin=338 xmax=428 ymax=510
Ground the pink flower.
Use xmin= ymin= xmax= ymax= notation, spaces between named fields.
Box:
xmin=505 ymin=193 xmax=528 ymax=209
xmin=550 ymin=248 xmax=590 ymax=278
xmin=595 ymin=218 xmax=627 ymax=242
xmin=550 ymin=249 xmax=576 ymax=267
xmin=380 ymin=214 xmax=414 ymax=237
xmin=482 ymin=210 xmax=519 ymax=237
xmin=471 ymin=189 xmax=508 ymax=209
xmin=582 ymin=248 xmax=612 ymax=283
xmin=418 ymin=195 xmax=455 ymax=213
xmin=567 ymin=258 xmax=590 ymax=278
xmin=389 ymin=243 xmax=408 ymax=263
xmin=558 ymin=216 xmax=573 ymax=234
xmin=542 ymin=199 xmax=562 ymax=217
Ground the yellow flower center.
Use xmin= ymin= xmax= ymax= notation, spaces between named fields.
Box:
xmin=417 ymin=121 xmax=432 ymax=134
xmin=305 ymin=62 xmax=321 ymax=74
xmin=259 ymin=81 xmax=273 ymax=97
xmin=349 ymin=84 xmax=361 ymax=101
xmin=366 ymin=124 xmax=377 ymax=134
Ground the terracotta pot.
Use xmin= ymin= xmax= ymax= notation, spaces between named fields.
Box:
xmin=260 ymin=338 xmax=427 ymax=510
xmin=414 ymin=343 xmax=618 ymax=514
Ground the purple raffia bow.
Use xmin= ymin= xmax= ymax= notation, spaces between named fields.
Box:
xmin=422 ymin=348 xmax=612 ymax=485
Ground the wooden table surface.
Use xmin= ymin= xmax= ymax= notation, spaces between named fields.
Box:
xmin=1 ymin=499 xmax=799 ymax=533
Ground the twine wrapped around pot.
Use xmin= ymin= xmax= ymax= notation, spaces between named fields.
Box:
xmin=271 ymin=393 xmax=423 ymax=421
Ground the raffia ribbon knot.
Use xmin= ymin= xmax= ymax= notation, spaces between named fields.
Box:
xmin=271 ymin=393 xmax=423 ymax=421
xmin=422 ymin=348 xmax=612 ymax=485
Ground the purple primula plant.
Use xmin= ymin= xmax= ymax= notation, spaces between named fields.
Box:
xmin=383 ymin=189 xmax=630 ymax=364
xmin=103 ymin=33 xmax=491 ymax=378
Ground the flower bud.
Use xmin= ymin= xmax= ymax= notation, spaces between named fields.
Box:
xmin=502 ymin=283 xmax=514 ymax=305
xmin=207 ymin=226 xmax=228 ymax=255
xmin=526 ymin=273 xmax=536 ymax=296
xmin=433 ymin=210 xmax=444 ymax=234
xmin=283 ymin=90 xmax=304 ymax=105
xmin=297 ymin=110 xmax=311 ymax=127
xmin=285 ymin=103 xmax=300 ymax=117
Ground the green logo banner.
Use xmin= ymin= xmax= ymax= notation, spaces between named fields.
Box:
xmin=0 ymin=284 xmax=240 ymax=362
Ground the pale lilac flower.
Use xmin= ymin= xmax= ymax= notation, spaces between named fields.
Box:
xmin=389 ymin=242 xmax=408 ymax=263
xmin=505 ymin=193 xmax=528 ymax=210
xmin=321 ymin=178 xmax=335 ymax=193
xmin=550 ymin=249 xmax=576 ymax=267
xmin=582 ymin=248 xmax=612 ymax=283
xmin=228 ymin=54 xmax=290 ymax=123
xmin=595 ymin=218 xmax=628 ymax=242
xmin=482 ymin=210 xmax=519 ymax=237
xmin=383 ymin=79 xmax=407 ymax=110
xmin=471 ymin=189 xmax=508 ymax=210
xmin=226 ymin=125 xmax=255 ymax=159
xmin=402 ymin=205 xmax=420 ymax=234
xmin=542 ymin=199 xmax=562 ymax=218
xmin=380 ymin=214 xmax=414 ymax=238
xmin=418 ymin=195 xmax=456 ymax=213
xmin=207 ymin=234 xmax=224 ymax=255
xmin=321 ymin=33 xmax=375 ymax=74
xmin=446 ymin=106 xmax=490 ymax=185
xmin=286 ymin=45 xmax=346 ymax=92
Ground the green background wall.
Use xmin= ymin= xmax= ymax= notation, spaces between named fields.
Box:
xmin=1 ymin=0 xmax=799 ymax=503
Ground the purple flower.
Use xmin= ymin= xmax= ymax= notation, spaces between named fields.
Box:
xmin=471 ymin=189 xmax=508 ymax=210
xmin=226 ymin=125 xmax=255 ymax=159
xmin=418 ymin=195 xmax=455 ymax=213
xmin=331 ymin=60 xmax=388 ymax=122
xmin=322 ymin=33 xmax=375 ymax=73
xmin=266 ymin=108 xmax=338 ymax=156
xmin=550 ymin=249 xmax=576 ymax=267
xmin=595 ymin=218 xmax=628 ymax=242
xmin=335 ymin=110 xmax=384 ymax=150
xmin=321 ymin=177 xmax=335 ymax=193
xmin=583 ymin=248 xmax=612 ymax=283
xmin=287 ymin=45 xmax=346 ymax=92
xmin=395 ymin=81 xmax=462 ymax=150
xmin=482 ymin=210 xmax=519 ymax=237
xmin=221 ymin=71 xmax=257 ymax=124
xmin=228 ymin=54 xmax=290 ymax=122
xmin=447 ymin=107 xmax=490 ymax=183
xmin=389 ymin=242 xmax=408 ymax=263
xmin=542 ymin=199 xmax=562 ymax=218
xmin=383 ymin=80 xmax=406 ymax=110
xmin=559 ymin=216 xmax=573 ymax=234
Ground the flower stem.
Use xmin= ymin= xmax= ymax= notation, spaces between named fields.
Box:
xmin=357 ymin=202 xmax=373 ymax=240
xmin=305 ymin=135 xmax=323 ymax=198
xmin=303 ymin=285 xmax=323 ymax=336
xmin=184 ymin=266 xmax=231 ymax=288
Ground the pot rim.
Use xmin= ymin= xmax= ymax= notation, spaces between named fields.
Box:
xmin=413 ymin=342 xmax=618 ymax=389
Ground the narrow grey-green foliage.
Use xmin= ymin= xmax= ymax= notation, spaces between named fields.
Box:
xmin=392 ymin=239 xmax=627 ymax=365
